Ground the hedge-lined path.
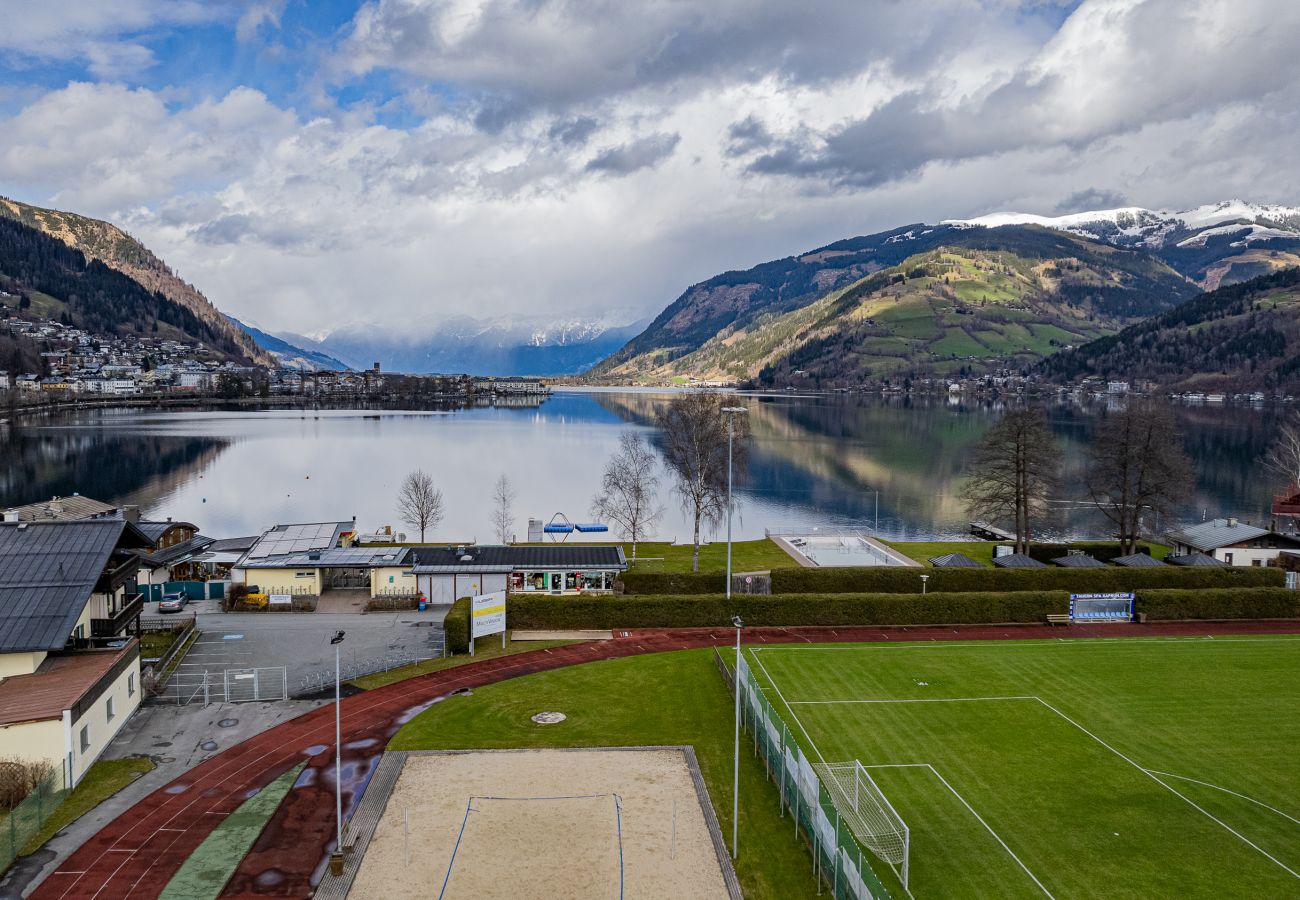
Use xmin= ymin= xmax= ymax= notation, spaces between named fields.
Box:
xmin=30 ymin=619 xmax=1300 ymax=899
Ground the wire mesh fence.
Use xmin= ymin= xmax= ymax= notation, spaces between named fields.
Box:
xmin=718 ymin=648 xmax=896 ymax=900
xmin=294 ymin=644 xmax=446 ymax=697
xmin=1 ymin=768 xmax=67 ymax=874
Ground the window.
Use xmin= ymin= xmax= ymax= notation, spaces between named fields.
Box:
xmin=106 ymin=696 xmax=115 ymax=721
xmin=80 ymin=725 xmax=90 ymax=753
xmin=1252 ymin=559 xmax=1263 ymax=567
xmin=1224 ymin=553 xmax=1234 ymax=565
xmin=128 ymin=673 xmax=136 ymax=697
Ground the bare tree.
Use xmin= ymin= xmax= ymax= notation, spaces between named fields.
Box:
xmin=591 ymin=433 xmax=664 ymax=561
xmin=1086 ymin=400 xmax=1193 ymax=554
xmin=1263 ymin=413 xmax=1300 ymax=490
xmin=491 ymin=473 xmax=516 ymax=544
xmin=397 ymin=469 xmax=444 ymax=543
xmin=960 ymin=409 xmax=1058 ymax=555
xmin=656 ymin=392 xmax=751 ymax=572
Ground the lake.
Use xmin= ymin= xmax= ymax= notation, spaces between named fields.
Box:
xmin=0 ymin=390 xmax=1285 ymax=543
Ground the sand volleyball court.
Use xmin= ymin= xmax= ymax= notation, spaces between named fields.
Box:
xmin=344 ymin=748 xmax=738 ymax=899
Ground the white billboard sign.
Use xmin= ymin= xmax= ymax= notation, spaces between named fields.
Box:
xmin=471 ymin=590 xmax=507 ymax=642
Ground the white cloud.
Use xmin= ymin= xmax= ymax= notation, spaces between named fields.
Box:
xmin=0 ymin=0 xmax=1297 ymax=349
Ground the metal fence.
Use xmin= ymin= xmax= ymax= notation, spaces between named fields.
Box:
xmin=294 ymin=642 xmax=446 ymax=697
xmin=1 ymin=768 xmax=68 ymax=873
xmin=154 ymin=666 xmax=288 ymax=705
xmin=717 ymin=648 xmax=895 ymax=900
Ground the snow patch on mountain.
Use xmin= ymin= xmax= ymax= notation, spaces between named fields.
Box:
xmin=943 ymin=199 xmax=1300 ymax=249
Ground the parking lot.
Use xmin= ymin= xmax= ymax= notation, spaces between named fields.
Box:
xmin=153 ymin=601 xmax=449 ymax=702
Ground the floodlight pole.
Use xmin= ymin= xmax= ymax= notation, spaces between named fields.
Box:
xmin=731 ymin=615 xmax=744 ymax=860
xmin=330 ymin=630 xmax=346 ymax=876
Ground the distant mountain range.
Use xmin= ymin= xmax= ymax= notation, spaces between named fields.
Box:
xmin=1038 ymin=267 xmax=1300 ymax=393
xmin=592 ymin=200 xmax=1300 ymax=386
xmin=259 ymin=314 xmax=650 ymax=376
xmin=0 ymin=197 xmax=269 ymax=364
xmin=225 ymin=317 xmax=351 ymax=371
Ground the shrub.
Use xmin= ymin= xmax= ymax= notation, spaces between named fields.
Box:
xmin=503 ymin=588 xmax=1299 ymax=630
xmin=620 ymin=572 xmax=725 ymax=595
xmin=767 ymin=565 xmax=1282 ymax=595
xmin=1024 ymin=543 xmax=1153 ymax=564
xmin=0 ymin=757 xmax=56 ymax=810
xmin=445 ymin=596 xmax=470 ymax=654
xmin=1138 ymin=588 xmax=1299 ymax=620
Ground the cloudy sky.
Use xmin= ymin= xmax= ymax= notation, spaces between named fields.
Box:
xmin=1 ymin=0 xmax=1297 ymax=337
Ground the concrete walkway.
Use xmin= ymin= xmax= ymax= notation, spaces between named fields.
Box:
xmin=27 ymin=619 xmax=1300 ymax=899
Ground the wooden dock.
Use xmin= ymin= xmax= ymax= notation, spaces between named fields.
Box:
xmin=969 ymin=522 xmax=1015 ymax=541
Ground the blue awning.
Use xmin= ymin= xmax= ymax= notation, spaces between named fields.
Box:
xmin=574 ymin=523 xmax=609 ymax=533
xmin=543 ymin=523 xmax=575 ymax=533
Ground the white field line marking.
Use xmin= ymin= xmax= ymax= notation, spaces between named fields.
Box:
xmin=753 ymin=636 xmax=1300 ymax=652
xmin=790 ymin=696 xmax=1036 ymax=705
xmin=750 ymin=652 xmax=1051 ymax=899
xmin=916 ymin=763 xmax=1053 ymax=900
xmin=1144 ymin=771 xmax=1300 ymax=828
xmin=1031 ymin=698 xmax=1300 ymax=881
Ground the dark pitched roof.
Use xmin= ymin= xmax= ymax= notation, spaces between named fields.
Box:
xmin=1050 ymin=554 xmax=1108 ymax=568
xmin=409 ymin=544 xmax=627 ymax=573
xmin=928 ymin=552 xmax=984 ymax=568
xmin=0 ymin=520 xmax=146 ymax=653
xmin=135 ymin=520 xmax=199 ymax=544
xmin=137 ymin=534 xmax=215 ymax=568
xmin=1165 ymin=552 xmax=1228 ymax=567
xmin=992 ymin=553 xmax=1049 ymax=569
xmin=1113 ymin=553 xmax=1167 ymax=568
xmin=2 ymin=495 xmax=116 ymax=522
xmin=1168 ymin=519 xmax=1268 ymax=552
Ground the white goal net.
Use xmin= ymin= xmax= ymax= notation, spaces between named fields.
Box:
xmin=815 ymin=761 xmax=911 ymax=890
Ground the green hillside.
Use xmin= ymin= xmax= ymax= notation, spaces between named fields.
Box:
xmin=594 ymin=223 xmax=1195 ymax=385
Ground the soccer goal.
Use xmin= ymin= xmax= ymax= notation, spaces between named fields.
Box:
xmin=816 ymin=761 xmax=911 ymax=891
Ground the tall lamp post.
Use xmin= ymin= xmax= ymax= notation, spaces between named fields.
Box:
xmin=730 ymin=615 xmax=744 ymax=860
xmin=722 ymin=406 xmax=748 ymax=600
xmin=329 ymin=630 xmax=346 ymax=876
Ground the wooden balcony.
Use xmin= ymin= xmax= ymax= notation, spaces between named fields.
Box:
xmin=91 ymin=593 xmax=145 ymax=638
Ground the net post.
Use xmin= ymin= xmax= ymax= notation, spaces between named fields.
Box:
xmin=779 ymin=723 xmax=787 ymax=818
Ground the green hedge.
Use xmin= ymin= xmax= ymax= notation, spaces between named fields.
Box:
xmin=767 ymin=565 xmax=1282 ymax=595
xmin=445 ymin=596 xmax=470 ymax=654
xmin=1024 ymin=543 xmax=1153 ymax=564
xmin=505 ymin=588 xmax=1299 ymax=630
xmin=619 ymin=572 xmax=725 ymax=594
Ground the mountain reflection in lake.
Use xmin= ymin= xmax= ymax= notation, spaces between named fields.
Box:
xmin=0 ymin=393 xmax=1283 ymax=542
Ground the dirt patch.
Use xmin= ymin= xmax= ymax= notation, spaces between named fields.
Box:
xmin=347 ymin=749 xmax=733 ymax=900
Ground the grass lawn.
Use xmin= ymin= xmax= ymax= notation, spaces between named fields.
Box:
xmin=745 ymin=636 xmax=1300 ymax=899
xmin=621 ymin=538 xmax=797 ymax=573
xmin=19 ymin=757 xmax=155 ymax=856
xmin=884 ymin=540 xmax=999 ymax=566
xmin=390 ymin=650 xmax=820 ymax=899
xmin=349 ymin=638 xmax=576 ymax=690
xmin=139 ymin=631 xmax=178 ymax=659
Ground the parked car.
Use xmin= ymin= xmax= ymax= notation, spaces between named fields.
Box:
xmin=158 ymin=592 xmax=187 ymax=613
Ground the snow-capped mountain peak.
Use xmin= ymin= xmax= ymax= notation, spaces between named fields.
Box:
xmin=943 ymin=200 xmax=1300 ymax=249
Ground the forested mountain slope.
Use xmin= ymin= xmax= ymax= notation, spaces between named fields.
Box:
xmin=1037 ymin=267 xmax=1300 ymax=392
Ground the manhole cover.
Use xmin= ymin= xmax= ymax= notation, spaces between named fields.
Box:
xmin=200 ymin=740 xmax=219 ymax=751
xmin=531 ymin=711 xmax=567 ymax=725
xmin=218 ymin=718 xmax=238 ymax=728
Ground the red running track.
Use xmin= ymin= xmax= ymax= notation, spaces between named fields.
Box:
xmin=30 ymin=620 xmax=1300 ymax=899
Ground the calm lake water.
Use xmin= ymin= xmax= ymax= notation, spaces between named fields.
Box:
xmin=0 ymin=390 xmax=1285 ymax=543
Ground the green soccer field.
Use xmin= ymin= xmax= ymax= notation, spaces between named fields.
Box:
xmin=744 ymin=635 xmax=1300 ymax=899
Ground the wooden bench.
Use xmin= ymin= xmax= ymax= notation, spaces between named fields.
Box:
xmin=1046 ymin=613 xmax=1071 ymax=626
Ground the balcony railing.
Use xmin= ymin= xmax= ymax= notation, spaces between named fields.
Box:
xmin=91 ymin=593 xmax=145 ymax=638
